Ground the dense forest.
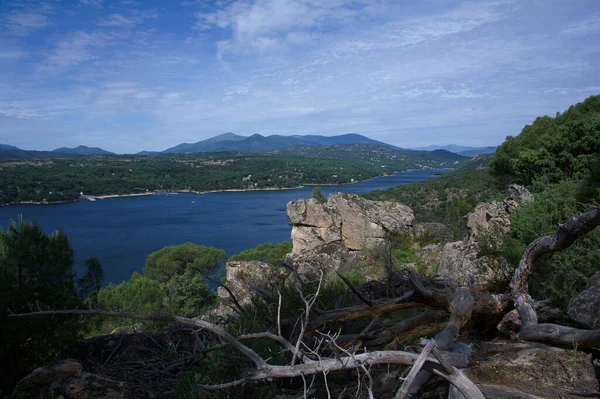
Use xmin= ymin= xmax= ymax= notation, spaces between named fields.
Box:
xmin=1 ymin=95 xmax=599 ymax=398
xmin=0 ymin=144 xmax=467 ymax=205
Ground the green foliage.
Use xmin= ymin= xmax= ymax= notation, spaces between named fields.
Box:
xmin=491 ymin=94 xmax=600 ymax=186
xmin=96 ymin=272 xmax=164 ymax=314
xmin=310 ymin=186 xmax=327 ymax=203
xmin=164 ymin=271 xmax=217 ymax=317
xmin=92 ymin=243 xmax=223 ymax=334
xmin=501 ymin=179 xmax=600 ymax=308
xmin=229 ymin=241 xmax=292 ymax=267
xmin=143 ymin=243 xmax=226 ymax=282
xmin=0 ymin=218 xmax=103 ymax=392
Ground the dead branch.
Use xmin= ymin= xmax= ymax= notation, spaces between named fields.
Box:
xmin=9 ymin=309 xmax=267 ymax=369
xmin=432 ymin=345 xmax=485 ymax=399
xmin=394 ymin=339 xmax=435 ymax=399
xmin=507 ymin=207 xmax=600 ymax=346
xmin=193 ymin=267 xmax=247 ymax=316
xmin=336 ymin=271 xmax=374 ymax=307
xmin=304 ymin=291 xmax=422 ymax=331
xmin=510 ymin=207 xmax=600 ymax=328
xmin=291 ymin=270 xmax=323 ymax=366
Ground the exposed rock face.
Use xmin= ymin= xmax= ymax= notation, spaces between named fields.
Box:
xmin=286 ymin=193 xmax=413 ymax=278
xmin=215 ymin=260 xmax=275 ymax=319
xmin=287 ymin=194 xmax=414 ymax=254
xmin=568 ymin=276 xmax=600 ymax=329
xmin=285 ymin=241 xmax=352 ymax=278
xmin=438 ymin=185 xmax=531 ymax=287
xmin=466 ymin=184 xmax=533 ymax=240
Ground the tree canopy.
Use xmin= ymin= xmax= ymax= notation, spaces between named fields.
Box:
xmin=143 ymin=242 xmax=226 ymax=282
xmin=0 ymin=217 xmax=103 ymax=392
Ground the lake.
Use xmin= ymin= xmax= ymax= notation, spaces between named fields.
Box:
xmin=0 ymin=170 xmax=443 ymax=284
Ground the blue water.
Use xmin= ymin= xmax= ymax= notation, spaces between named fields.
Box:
xmin=0 ymin=170 xmax=443 ymax=284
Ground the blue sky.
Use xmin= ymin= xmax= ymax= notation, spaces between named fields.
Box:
xmin=0 ymin=0 xmax=599 ymax=153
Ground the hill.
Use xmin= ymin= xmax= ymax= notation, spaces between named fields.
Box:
xmin=52 ymin=145 xmax=114 ymax=155
xmin=161 ymin=133 xmax=395 ymax=153
xmin=412 ymin=144 xmax=477 ymax=152
xmin=412 ymin=144 xmax=497 ymax=157
xmin=0 ymin=144 xmax=21 ymax=151
xmin=457 ymin=146 xmax=497 ymax=157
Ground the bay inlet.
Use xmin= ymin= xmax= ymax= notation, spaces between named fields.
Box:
xmin=0 ymin=170 xmax=444 ymax=284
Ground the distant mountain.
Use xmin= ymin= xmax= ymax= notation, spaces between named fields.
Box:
xmin=0 ymin=149 xmax=81 ymax=161
xmin=457 ymin=146 xmax=497 ymax=157
xmin=412 ymin=144 xmax=478 ymax=153
xmin=412 ymin=144 xmax=497 ymax=157
xmin=53 ymin=145 xmax=114 ymax=155
xmin=161 ymin=133 xmax=396 ymax=154
xmin=0 ymin=144 xmax=21 ymax=151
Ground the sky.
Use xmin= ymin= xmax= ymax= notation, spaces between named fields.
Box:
xmin=0 ymin=0 xmax=599 ymax=153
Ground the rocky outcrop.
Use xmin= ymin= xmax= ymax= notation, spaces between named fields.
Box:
xmin=438 ymin=185 xmax=531 ymax=287
xmin=466 ymin=184 xmax=532 ymax=240
xmin=287 ymin=193 xmax=414 ymax=254
xmin=568 ymin=273 xmax=600 ymax=329
xmin=286 ymin=193 xmax=413 ymax=278
xmin=215 ymin=260 xmax=276 ymax=319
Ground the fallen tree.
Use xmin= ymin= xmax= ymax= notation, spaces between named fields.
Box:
xmin=8 ymin=207 xmax=600 ymax=398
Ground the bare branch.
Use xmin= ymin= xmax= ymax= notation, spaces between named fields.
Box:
xmin=335 ymin=271 xmax=374 ymax=307
xmin=9 ymin=309 xmax=267 ymax=369
xmin=394 ymin=339 xmax=435 ymax=399
xmin=432 ymin=345 xmax=485 ymax=399
xmin=193 ymin=267 xmax=247 ymax=316
xmin=291 ymin=271 xmax=324 ymax=367
xmin=510 ymin=207 xmax=600 ymax=329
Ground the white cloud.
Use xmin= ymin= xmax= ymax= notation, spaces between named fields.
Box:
xmin=97 ymin=11 xmax=158 ymax=28
xmin=194 ymin=0 xmax=364 ymax=53
xmin=79 ymin=0 xmax=105 ymax=8
xmin=41 ymin=31 xmax=113 ymax=70
xmin=2 ymin=4 xmax=53 ymax=36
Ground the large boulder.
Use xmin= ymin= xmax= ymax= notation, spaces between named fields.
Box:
xmin=466 ymin=184 xmax=532 ymax=241
xmin=437 ymin=241 xmax=506 ymax=286
xmin=438 ymin=185 xmax=531 ymax=287
xmin=287 ymin=193 xmax=414 ymax=254
xmin=568 ymin=277 xmax=600 ymax=329
xmin=285 ymin=241 xmax=353 ymax=278
xmin=286 ymin=193 xmax=413 ymax=279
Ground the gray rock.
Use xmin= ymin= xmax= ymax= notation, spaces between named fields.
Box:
xmin=568 ymin=283 xmax=600 ymax=329
xmin=438 ymin=241 xmax=510 ymax=287
xmin=215 ymin=260 xmax=276 ymax=319
xmin=287 ymin=193 xmax=414 ymax=254
xmin=438 ymin=185 xmax=532 ymax=287
xmin=507 ymin=184 xmax=533 ymax=206
xmin=285 ymin=193 xmax=413 ymax=280
xmin=285 ymin=241 xmax=352 ymax=278
xmin=586 ymin=271 xmax=600 ymax=288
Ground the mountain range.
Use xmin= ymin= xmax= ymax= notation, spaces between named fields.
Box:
xmin=412 ymin=144 xmax=497 ymax=157
xmin=0 ymin=134 xmax=496 ymax=160
xmin=156 ymin=133 xmax=397 ymax=154
xmin=52 ymin=145 xmax=115 ymax=155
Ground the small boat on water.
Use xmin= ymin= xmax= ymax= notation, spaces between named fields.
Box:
xmin=88 ymin=197 xmax=96 ymax=201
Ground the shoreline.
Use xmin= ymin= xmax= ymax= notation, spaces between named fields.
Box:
xmin=0 ymin=168 xmax=450 ymax=207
